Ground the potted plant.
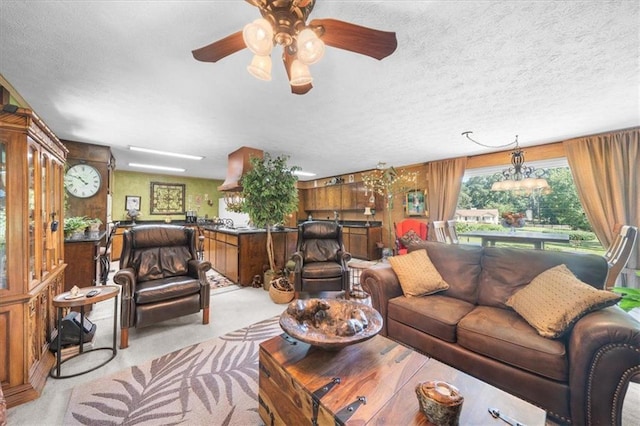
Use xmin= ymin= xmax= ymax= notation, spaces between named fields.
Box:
xmin=240 ymin=153 xmax=299 ymax=289
xmin=64 ymin=216 xmax=89 ymax=239
xmin=87 ymin=217 xmax=102 ymax=231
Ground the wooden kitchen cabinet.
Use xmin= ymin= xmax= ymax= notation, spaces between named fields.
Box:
xmin=63 ymin=232 xmax=104 ymax=298
xmin=343 ymin=226 xmax=382 ymax=260
xmin=203 ymin=228 xmax=297 ymax=286
xmin=305 ymin=182 xmax=383 ymax=212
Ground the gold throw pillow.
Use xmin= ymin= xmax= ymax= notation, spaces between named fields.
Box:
xmin=389 ymin=249 xmax=449 ymax=297
xmin=506 ymin=264 xmax=621 ymax=338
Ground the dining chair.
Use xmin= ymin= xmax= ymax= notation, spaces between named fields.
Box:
xmin=99 ymin=221 xmax=120 ymax=285
xmin=603 ymin=224 xmax=637 ymax=289
xmin=446 ymin=220 xmax=459 ymax=244
xmin=432 ymin=221 xmax=448 ymax=243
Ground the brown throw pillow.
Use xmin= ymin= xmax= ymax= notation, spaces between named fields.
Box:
xmin=389 ymin=249 xmax=449 ymax=297
xmin=506 ymin=264 xmax=621 ymax=338
xmin=399 ymin=229 xmax=424 ymax=247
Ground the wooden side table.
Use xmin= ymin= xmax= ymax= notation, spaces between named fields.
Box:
xmin=50 ymin=285 xmax=120 ymax=379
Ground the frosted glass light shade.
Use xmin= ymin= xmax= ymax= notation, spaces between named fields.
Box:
xmin=247 ymin=55 xmax=272 ymax=81
xmin=243 ymin=18 xmax=274 ymax=55
xmin=289 ymin=59 xmax=313 ymax=86
xmin=296 ymin=28 xmax=325 ymax=65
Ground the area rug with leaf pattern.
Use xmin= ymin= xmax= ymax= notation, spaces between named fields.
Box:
xmin=63 ymin=316 xmax=281 ymax=425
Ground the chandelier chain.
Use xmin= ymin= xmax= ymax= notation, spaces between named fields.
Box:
xmin=462 ymin=131 xmax=519 ymax=149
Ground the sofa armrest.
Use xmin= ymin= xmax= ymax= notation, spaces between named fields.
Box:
xmin=338 ymin=250 xmax=352 ymax=265
xmin=361 ymin=264 xmax=403 ymax=336
xmin=567 ymin=306 xmax=640 ymax=425
xmin=188 ymin=259 xmax=212 ymax=280
xmin=189 ymin=259 xmax=212 ymax=308
xmin=113 ymin=267 xmax=137 ymax=328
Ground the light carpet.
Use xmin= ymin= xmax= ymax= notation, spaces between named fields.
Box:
xmin=63 ymin=316 xmax=281 ymax=425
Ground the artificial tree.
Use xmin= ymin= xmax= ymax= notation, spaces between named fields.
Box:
xmin=240 ymin=153 xmax=299 ymax=275
xmin=362 ymin=164 xmax=418 ymax=255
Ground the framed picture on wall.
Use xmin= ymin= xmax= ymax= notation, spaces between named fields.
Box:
xmin=406 ymin=189 xmax=426 ymax=216
xmin=150 ymin=182 xmax=186 ymax=215
xmin=125 ymin=195 xmax=141 ymax=211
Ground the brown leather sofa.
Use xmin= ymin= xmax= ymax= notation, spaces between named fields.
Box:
xmin=361 ymin=241 xmax=640 ymax=425
xmin=114 ymin=225 xmax=211 ymax=349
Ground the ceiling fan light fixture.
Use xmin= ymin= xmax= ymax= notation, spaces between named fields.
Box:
xmin=289 ymin=59 xmax=313 ymax=86
xmin=242 ymin=18 xmax=274 ymax=55
xmin=296 ymin=28 xmax=325 ymax=65
xmin=247 ymin=54 xmax=272 ymax=81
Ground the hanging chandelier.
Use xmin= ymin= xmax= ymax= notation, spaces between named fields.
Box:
xmin=462 ymin=132 xmax=550 ymax=194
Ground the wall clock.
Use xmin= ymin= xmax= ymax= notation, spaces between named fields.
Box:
xmin=64 ymin=163 xmax=102 ymax=198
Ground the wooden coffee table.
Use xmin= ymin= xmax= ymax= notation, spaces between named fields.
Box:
xmin=259 ymin=333 xmax=546 ymax=425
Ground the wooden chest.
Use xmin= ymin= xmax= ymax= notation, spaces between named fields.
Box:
xmin=258 ymin=334 xmax=428 ymax=425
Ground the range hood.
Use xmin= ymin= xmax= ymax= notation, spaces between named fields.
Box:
xmin=217 ymin=146 xmax=264 ymax=192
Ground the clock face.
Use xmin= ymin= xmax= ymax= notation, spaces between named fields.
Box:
xmin=65 ymin=164 xmax=102 ymax=198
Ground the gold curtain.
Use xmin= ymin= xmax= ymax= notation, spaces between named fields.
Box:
xmin=564 ymin=128 xmax=640 ymax=286
xmin=426 ymin=157 xmax=467 ymax=240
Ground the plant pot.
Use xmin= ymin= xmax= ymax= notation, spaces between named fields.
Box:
xmin=263 ymin=270 xmax=277 ymax=291
xmin=70 ymin=230 xmax=85 ymax=240
xmin=269 ymin=284 xmax=294 ymax=304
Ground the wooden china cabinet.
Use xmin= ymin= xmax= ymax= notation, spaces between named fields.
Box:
xmin=0 ymin=107 xmax=67 ymax=408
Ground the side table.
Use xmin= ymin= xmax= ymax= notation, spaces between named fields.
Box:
xmin=50 ymin=285 xmax=120 ymax=379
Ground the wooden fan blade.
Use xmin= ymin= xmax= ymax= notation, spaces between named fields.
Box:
xmin=309 ymin=18 xmax=397 ymax=60
xmin=244 ymin=0 xmax=263 ymax=7
xmin=282 ymin=50 xmax=313 ymax=95
xmin=192 ymin=31 xmax=245 ymax=62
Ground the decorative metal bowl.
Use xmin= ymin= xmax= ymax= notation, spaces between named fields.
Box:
xmin=279 ymin=298 xmax=383 ymax=350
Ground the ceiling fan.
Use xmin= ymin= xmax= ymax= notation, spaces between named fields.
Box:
xmin=192 ymin=0 xmax=398 ymax=95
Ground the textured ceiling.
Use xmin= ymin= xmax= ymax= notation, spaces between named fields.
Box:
xmin=1 ymin=1 xmax=638 ymax=181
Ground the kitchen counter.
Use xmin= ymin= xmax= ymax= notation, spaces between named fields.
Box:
xmin=298 ymin=220 xmax=382 ymax=229
xmin=64 ymin=230 xmax=106 ymax=243
xmin=200 ymin=225 xmax=297 ymax=234
xmin=200 ymin=227 xmax=297 ymax=286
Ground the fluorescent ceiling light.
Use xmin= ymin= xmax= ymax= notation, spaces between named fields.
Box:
xmin=129 ymin=146 xmax=204 ymax=160
xmin=128 ymin=163 xmax=186 ymax=172
xmin=293 ymin=170 xmax=316 ymax=177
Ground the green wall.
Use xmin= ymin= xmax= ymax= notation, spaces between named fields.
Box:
xmin=112 ymin=170 xmax=224 ymax=221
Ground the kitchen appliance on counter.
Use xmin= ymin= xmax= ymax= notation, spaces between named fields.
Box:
xmin=185 ymin=211 xmax=198 ymax=223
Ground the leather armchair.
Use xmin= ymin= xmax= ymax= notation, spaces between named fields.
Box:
xmin=292 ymin=221 xmax=351 ymax=298
xmin=114 ymin=225 xmax=211 ymax=349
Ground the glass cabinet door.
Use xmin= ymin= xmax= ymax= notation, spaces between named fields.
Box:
xmin=0 ymin=142 xmax=6 ymax=289
xmin=41 ymin=154 xmax=49 ymax=274
xmin=28 ymin=145 xmax=38 ymax=283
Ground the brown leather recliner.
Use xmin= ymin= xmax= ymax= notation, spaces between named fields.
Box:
xmin=292 ymin=221 xmax=351 ymax=298
xmin=114 ymin=225 xmax=211 ymax=349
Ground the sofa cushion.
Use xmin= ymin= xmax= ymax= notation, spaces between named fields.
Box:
xmin=409 ymin=241 xmax=483 ymax=304
xmin=301 ymin=262 xmax=343 ymax=279
xmin=134 ymin=246 xmax=192 ymax=282
xmin=399 ymin=229 xmax=424 ymax=247
xmin=302 ymin=239 xmax=340 ymax=262
xmin=457 ymin=306 xmax=569 ymax=381
xmin=477 ymin=247 xmax=609 ymax=309
xmin=135 ymin=275 xmax=202 ymax=304
xmin=389 ymin=249 xmax=449 ymax=297
xmin=388 ymin=295 xmax=475 ymax=343
xmin=506 ymin=264 xmax=621 ymax=338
